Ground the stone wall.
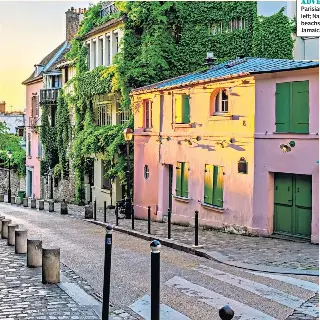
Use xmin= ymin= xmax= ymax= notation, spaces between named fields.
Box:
xmin=41 ymin=161 xmax=76 ymax=203
xmin=0 ymin=168 xmax=26 ymax=196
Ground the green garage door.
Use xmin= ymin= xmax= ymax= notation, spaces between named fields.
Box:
xmin=274 ymin=173 xmax=312 ymax=239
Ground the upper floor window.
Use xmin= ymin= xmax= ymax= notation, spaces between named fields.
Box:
xmin=213 ymin=89 xmax=229 ymax=114
xmin=210 ymin=18 xmax=246 ymax=35
xmin=31 ymin=96 xmax=39 ymax=118
xmin=119 ymin=109 xmax=130 ymax=125
xmin=51 ymin=75 xmax=61 ymax=88
xmin=228 ymin=18 xmax=246 ymax=32
xmin=93 ymin=41 xmax=97 ymax=68
xmin=64 ymin=67 xmax=69 ymax=83
xmin=27 ymin=133 xmax=31 ymax=157
xmin=210 ymin=22 xmax=223 ymax=35
xmin=100 ymin=1 xmax=118 ymax=18
xmin=275 ymin=81 xmax=309 ymax=134
xmin=87 ymin=44 xmax=90 ymax=69
xmin=175 ymin=94 xmax=190 ymax=124
xmin=144 ymin=100 xmax=152 ymax=129
xmin=99 ymin=38 xmax=104 ymax=66
xmin=97 ymin=103 xmax=112 ymax=126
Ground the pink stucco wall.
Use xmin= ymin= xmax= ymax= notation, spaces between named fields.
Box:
xmin=25 ymin=80 xmax=42 ymax=199
xmin=253 ymin=68 xmax=319 ymax=243
xmin=133 ymin=76 xmax=257 ymax=231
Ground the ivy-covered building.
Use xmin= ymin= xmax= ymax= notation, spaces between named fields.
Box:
xmin=22 ymin=7 xmax=84 ymax=200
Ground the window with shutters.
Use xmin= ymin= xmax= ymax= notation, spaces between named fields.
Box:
xmin=144 ymin=100 xmax=152 ymax=129
xmin=31 ymin=96 xmax=37 ymax=118
xmin=175 ymin=94 xmax=190 ymax=124
xmin=204 ymin=164 xmax=224 ymax=208
xmin=27 ymin=133 xmax=31 ymax=157
xmin=275 ymin=80 xmax=309 ymax=134
xmin=175 ymin=162 xmax=189 ymax=198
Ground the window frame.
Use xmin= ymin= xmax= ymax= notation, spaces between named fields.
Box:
xmin=144 ymin=99 xmax=153 ymax=129
xmin=27 ymin=133 xmax=31 ymax=157
xmin=213 ymin=88 xmax=229 ymax=114
xmin=175 ymin=161 xmax=189 ymax=198
xmin=101 ymin=160 xmax=112 ymax=190
xmin=144 ymin=165 xmax=150 ymax=180
xmin=204 ymin=164 xmax=224 ymax=208
xmin=175 ymin=94 xmax=190 ymax=124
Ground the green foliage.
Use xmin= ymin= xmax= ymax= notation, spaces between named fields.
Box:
xmin=40 ymin=106 xmax=58 ymax=169
xmin=57 ymin=1 xmax=295 ymax=203
xmin=0 ymin=121 xmax=26 ymax=175
xmin=56 ymin=90 xmax=72 ymax=174
xmin=253 ymin=8 xmax=294 ymax=59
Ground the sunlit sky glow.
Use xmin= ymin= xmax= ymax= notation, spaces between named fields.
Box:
xmin=0 ymin=0 xmax=286 ymax=111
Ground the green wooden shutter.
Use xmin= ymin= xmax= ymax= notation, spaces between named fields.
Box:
xmin=182 ymin=162 xmax=189 ymax=198
xmin=204 ymin=164 xmax=213 ymax=205
xmin=213 ymin=166 xmax=224 ymax=207
xmin=275 ymin=82 xmax=290 ymax=132
xmin=182 ymin=95 xmax=190 ymax=124
xmin=274 ymin=173 xmax=293 ymax=206
xmin=291 ymin=81 xmax=309 ymax=133
xmin=175 ymin=162 xmax=182 ymax=197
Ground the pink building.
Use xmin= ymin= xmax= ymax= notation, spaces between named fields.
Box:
xmin=22 ymin=8 xmax=83 ymax=199
xmin=131 ymin=57 xmax=319 ymax=243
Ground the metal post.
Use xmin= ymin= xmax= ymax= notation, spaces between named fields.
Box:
xmin=8 ymin=158 xmax=11 ymax=203
xmin=219 ymin=305 xmax=234 ymax=320
xmin=131 ymin=203 xmax=134 ymax=230
xmin=125 ymin=141 xmax=132 ymax=219
xmin=103 ymin=201 xmax=106 ymax=223
xmin=148 ymin=206 xmax=151 ymax=234
xmin=167 ymin=208 xmax=171 ymax=239
xmin=94 ymin=198 xmax=97 ymax=221
xmin=150 ymin=240 xmax=161 ymax=320
xmin=102 ymin=224 xmax=113 ymax=320
xmin=115 ymin=202 xmax=119 ymax=226
xmin=50 ymin=175 xmax=53 ymax=200
xmin=195 ymin=210 xmax=199 ymax=246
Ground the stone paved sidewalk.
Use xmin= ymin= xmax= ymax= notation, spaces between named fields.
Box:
xmin=16 ymin=200 xmax=320 ymax=271
xmin=0 ymin=234 xmax=138 ymax=320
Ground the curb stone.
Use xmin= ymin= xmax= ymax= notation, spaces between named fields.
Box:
xmin=85 ymin=219 xmax=319 ymax=277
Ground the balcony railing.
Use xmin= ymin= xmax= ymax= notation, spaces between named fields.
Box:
xmin=40 ymin=88 xmax=59 ymax=104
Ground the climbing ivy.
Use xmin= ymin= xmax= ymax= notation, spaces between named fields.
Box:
xmin=56 ymin=1 xmax=295 ymax=203
xmin=253 ymin=8 xmax=294 ymax=59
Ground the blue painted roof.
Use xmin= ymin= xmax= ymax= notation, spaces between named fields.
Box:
xmin=132 ymin=57 xmax=319 ymax=92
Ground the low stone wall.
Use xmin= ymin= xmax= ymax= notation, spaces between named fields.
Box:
xmin=0 ymin=168 xmax=26 ymax=196
xmin=42 ymin=167 xmax=76 ymax=204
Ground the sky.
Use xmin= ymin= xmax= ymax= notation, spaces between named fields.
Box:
xmin=0 ymin=0 xmax=288 ymax=112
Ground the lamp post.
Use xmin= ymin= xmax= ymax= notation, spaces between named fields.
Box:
xmin=123 ymin=127 xmax=133 ymax=219
xmin=7 ymin=150 xmax=12 ymax=203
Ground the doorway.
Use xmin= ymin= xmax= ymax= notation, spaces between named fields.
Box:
xmin=274 ymin=173 xmax=312 ymax=239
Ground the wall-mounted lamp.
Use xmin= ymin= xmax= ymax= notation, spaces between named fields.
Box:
xmin=229 ymin=137 xmax=236 ymax=143
xmin=185 ymin=139 xmax=192 ymax=146
xmin=226 ymin=87 xmax=232 ymax=94
xmin=238 ymin=157 xmax=248 ymax=174
xmin=216 ymin=140 xmax=228 ymax=148
xmin=192 ymin=136 xmax=201 ymax=142
xmin=166 ymin=137 xmax=171 ymax=141
xmin=280 ymin=141 xmax=295 ymax=153
xmin=156 ymin=137 xmax=163 ymax=144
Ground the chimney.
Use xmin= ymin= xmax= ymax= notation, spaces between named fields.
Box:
xmin=65 ymin=7 xmax=85 ymax=42
xmin=0 ymin=101 xmax=5 ymax=114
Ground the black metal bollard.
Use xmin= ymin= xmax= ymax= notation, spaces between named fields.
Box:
xmin=148 ymin=206 xmax=151 ymax=234
xmin=150 ymin=240 xmax=161 ymax=320
xmin=94 ymin=199 xmax=97 ymax=221
xmin=102 ymin=224 xmax=113 ymax=320
xmin=103 ymin=201 xmax=106 ymax=223
xmin=167 ymin=208 xmax=171 ymax=239
xmin=219 ymin=305 xmax=234 ymax=320
xmin=195 ymin=210 xmax=199 ymax=246
xmin=131 ymin=203 xmax=134 ymax=230
xmin=115 ymin=202 xmax=119 ymax=226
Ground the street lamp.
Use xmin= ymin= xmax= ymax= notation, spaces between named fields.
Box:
xmin=7 ymin=150 xmax=12 ymax=203
xmin=123 ymin=127 xmax=133 ymax=219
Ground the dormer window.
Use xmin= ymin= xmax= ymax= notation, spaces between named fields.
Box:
xmin=100 ymin=1 xmax=118 ymax=18
xmin=34 ymin=64 xmax=44 ymax=77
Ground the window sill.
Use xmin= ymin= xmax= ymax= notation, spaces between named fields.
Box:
xmin=144 ymin=128 xmax=153 ymax=132
xmin=273 ymin=131 xmax=309 ymax=135
xmin=201 ymin=202 xmax=224 ymax=213
xmin=172 ymin=123 xmax=192 ymax=129
xmin=209 ymin=113 xmax=232 ymax=121
xmin=173 ymin=195 xmax=190 ymax=203
xmin=27 ymin=156 xmax=32 ymax=159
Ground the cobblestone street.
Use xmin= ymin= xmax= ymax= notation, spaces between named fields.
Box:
xmin=40 ymin=201 xmax=319 ymax=271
